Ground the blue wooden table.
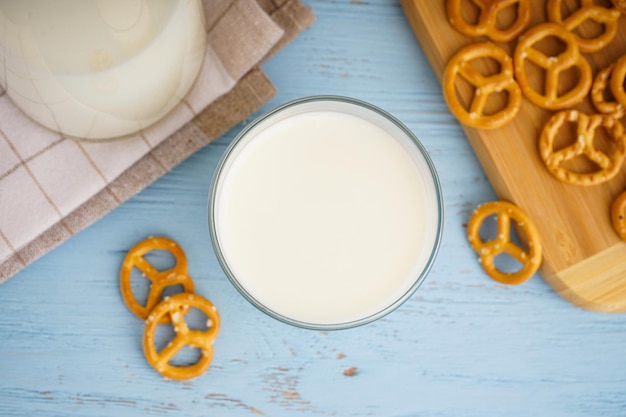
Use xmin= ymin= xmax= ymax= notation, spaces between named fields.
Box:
xmin=2 ymin=1 xmax=626 ymax=416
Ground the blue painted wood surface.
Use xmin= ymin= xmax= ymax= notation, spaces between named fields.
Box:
xmin=2 ymin=1 xmax=626 ymax=416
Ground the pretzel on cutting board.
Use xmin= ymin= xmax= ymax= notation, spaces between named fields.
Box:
xmin=547 ymin=0 xmax=621 ymax=53
xmin=443 ymin=42 xmax=522 ymax=129
xmin=446 ymin=0 xmax=532 ymax=42
xmin=513 ymin=23 xmax=592 ymax=110
xmin=539 ymin=110 xmax=626 ymax=186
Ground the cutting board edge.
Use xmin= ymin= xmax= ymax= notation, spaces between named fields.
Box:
xmin=544 ymin=241 xmax=626 ymax=313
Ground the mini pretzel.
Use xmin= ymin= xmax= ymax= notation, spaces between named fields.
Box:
xmin=539 ymin=110 xmax=626 ymax=186
xmin=611 ymin=191 xmax=626 ymax=241
xmin=513 ymin=22 xmax=592 ymax=110
xmin=610 ymin=55 xmax=626 ymax=111
xmin=443 ymin=42 xmax=522 ymax=129
xmin=591 ymin=63 xmax=625 ymax=118
xmin=547 ymin=0 xmax=621 ymax=53
xmin=446 ymin=0 xmax=532 ymax=42
xmin=467 ymin=201 xmax=541 ymax=285
xmin=120 ymin=236 xmax=195 ymax=323
xmin=143 ymin=293 xmax=220 ymax=380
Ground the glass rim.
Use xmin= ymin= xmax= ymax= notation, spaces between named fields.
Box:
xmin=208 ymin=95 xmax=444 ymax=331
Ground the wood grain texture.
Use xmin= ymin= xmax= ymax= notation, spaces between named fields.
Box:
xmin=402 ymin=0 xmax=626 ymax=312
xmin=1 ymin=1 xmax=625 ymax=416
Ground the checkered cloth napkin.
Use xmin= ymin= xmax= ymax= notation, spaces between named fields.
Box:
xmin=0 ymin=0 xmax=314 ymax=283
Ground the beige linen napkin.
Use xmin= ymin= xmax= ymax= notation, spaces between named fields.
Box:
xmin=0 ymin=0 xmax=314 ymax=283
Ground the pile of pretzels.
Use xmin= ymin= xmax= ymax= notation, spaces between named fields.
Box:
xmin=443 ymin=0 xmax=626 ymax=283
xmin=119 ymin=236 xmax=221 ymax=380
xmin=444 ymin=0 xmax=626 ymax=187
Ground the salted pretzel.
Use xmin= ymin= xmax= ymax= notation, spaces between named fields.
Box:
xmin=611 ymin=191 xmax=626 ymax=241
xmin=610 ymin=55 xmax=626 ymax=111
xmin=591 ymin=63 xmax=625 ymax=118
xmin=547 ymin=0 xmax=621 ymax=53
xmin=513 ymin=22 xmax=592 ymax=110
xmin=446 ymin=0 xmax=532 ymax=42
xmin=467 ymin=201 xmax=542 ymax=285
xmin=120 ymin=236 xmax=195 ymax=323
xmin=143 ymin=293 xmax=221 ymax=380
xmin=443 ymin=42 xmax=522 ymax=129
xmin=539 ymin=110 xmax=626 ymax=186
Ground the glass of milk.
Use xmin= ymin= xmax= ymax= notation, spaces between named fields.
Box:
xmin=209 ymin=96 xmax=444 ymax=330
xmin=0 ymin=0 xmax=206 ymax=140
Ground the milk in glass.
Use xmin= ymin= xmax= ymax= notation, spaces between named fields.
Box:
xmin=211 ymin=98 xmax=443 ymax=328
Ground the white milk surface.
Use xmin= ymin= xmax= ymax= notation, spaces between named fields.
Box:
xmin=214 ymin=106 xmax=441 ymax=326
xmin=0 ymin=0 xmax=206 ymax=139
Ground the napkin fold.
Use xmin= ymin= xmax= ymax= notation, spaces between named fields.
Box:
xmin=0 ymin=0 xmax=314 ymax=283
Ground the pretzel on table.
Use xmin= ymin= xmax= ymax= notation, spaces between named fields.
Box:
xmin=143 ymin=293 xmax=221 ymax=380
xmin=513 ymin=22 xmax=592 ymax=110
xmin=539 ymin=109 xmax=626 ymax=186
xmin=547 ymin=0 xmax=621 ymax=53
xmin=467 ymin=201 xmax=542 ymax=285
xmin=446 ymin=0 xmax=532 ymax=43
xmin=120 ymin=236 xmax=195 ymax=323
xmin=443 ymin=42 xmax=522 ymax=129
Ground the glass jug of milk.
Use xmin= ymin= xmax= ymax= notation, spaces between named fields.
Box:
xmin=0 ymin=0 xmax=206 ymax=140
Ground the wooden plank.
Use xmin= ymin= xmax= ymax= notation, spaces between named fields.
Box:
xmin=402 ymin=0 xmax=626 ymax=312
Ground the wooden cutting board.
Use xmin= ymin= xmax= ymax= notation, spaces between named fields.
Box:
xmin=402 ymin=0 xmax=626 ymax=312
